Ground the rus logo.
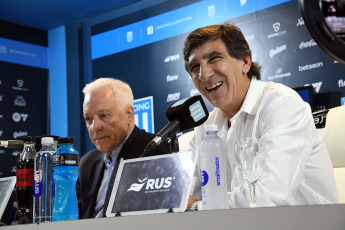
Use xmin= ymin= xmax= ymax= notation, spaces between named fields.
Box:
xmin=167 ymin=93 xmax=180 ymax=102
xmin=127 ymin=177 xmax=173 ymax=192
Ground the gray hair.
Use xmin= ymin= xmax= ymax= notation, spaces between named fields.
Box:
xmin=82 ymin=77 xmax=133 ymax=109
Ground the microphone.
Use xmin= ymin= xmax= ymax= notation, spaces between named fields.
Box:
xmin=141 ymin=95 xmax=209 ymax=157
xmin=0 ymin=140 xmax=24 ymax=149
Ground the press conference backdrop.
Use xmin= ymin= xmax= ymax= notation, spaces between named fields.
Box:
xmin=91 ymin=0 xmax=345 ymax=136
xmin=0 ymin=21 xmax=49 ymax=224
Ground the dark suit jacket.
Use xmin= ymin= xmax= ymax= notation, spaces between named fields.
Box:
xmin=76 ymin=125 xmax=170 ymax=219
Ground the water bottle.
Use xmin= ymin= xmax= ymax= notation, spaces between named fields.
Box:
xmin=33 ymin=137 xmax=55 ymax=223
xmin=52 ymin=137 xmax=79 ymax=221
xmin=15 ymin=136 xmax=35 ymax=224
xmin=199 ymin=124 xmax=228 ymax=210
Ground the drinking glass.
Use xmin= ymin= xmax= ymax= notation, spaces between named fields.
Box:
xmin=235 ymin=138 xmax=267 ymax=208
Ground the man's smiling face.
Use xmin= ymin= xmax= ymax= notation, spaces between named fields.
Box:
xmin=187 ymin=38 xmax=251 ymax=119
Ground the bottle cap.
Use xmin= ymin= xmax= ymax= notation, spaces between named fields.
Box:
xmin=205 ymin=124 xmax=218 ymax=132
xmin=41 ymin=137 xmax=54 ymax=145
xmin=58 ymin=137 xmax=74 ymax=144
xmin=23 ymin=136 xmax=35 ymax=143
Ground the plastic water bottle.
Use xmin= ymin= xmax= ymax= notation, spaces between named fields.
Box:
xmin=52 ymin=137 xmax=79 ymax=221
xmin=33 ymin=137 xmax=55 ymax=223
xmin=199 ymin=124 xmax=228 ymax=210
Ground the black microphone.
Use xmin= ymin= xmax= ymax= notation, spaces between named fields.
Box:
xmin=0 ymin=140 xmax=24 ymax=149
xmin=141 ymin=95 xmax=209 ymax=157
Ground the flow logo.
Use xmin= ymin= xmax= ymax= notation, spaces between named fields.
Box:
xmin=127 ymin=177 xmax=173 ymax=193
xmin=134 ymin=96 xmax=154 ymax=133
xmin=338 ymin=79 xmax=345 ymax=87
xmin=166 ymin=75 xmax=178 ymax=82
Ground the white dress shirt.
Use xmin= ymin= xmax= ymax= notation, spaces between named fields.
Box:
xmin=189 ymin=79 xmax=339 ymax=208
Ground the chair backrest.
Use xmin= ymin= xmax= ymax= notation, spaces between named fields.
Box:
xmin=314 ymin=106 xmax=345 ymax=168
xmin=313 ymin=105 xmax=345 ymax=203
xmin=178 ymin=131 xmax=195 ymax=153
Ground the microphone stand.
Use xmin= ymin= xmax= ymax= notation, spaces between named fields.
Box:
xmin=170 ymin=134 xmax=179 ymax=153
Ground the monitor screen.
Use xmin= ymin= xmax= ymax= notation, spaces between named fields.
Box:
xmin=293 ymin=85 xmax=315 ymax=111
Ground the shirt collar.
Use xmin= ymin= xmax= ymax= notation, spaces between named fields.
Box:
xmin=103 ymin=126 xmax=135 ymax=168
xmin=240 ymin=78 xmax=266 ymax=115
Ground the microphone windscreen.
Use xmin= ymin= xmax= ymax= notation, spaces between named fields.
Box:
xmin=165 ymin=95 xmax=209 ymax=131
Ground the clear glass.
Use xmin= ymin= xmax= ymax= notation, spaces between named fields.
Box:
xmin=235 ymin=138 xmax=266 ymax=208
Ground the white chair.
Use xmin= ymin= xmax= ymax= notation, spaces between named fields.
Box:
xmin=314 ymin=105 xmax=345 ymax=203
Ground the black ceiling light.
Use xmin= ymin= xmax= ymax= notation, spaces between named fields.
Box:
xmin=299 ymin=0 xmax=345 ymax=65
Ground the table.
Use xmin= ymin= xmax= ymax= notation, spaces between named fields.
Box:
xmin=3 ymin=204 xmax=345 ymax=230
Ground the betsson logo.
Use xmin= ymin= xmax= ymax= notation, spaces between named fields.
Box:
xmin=298 ymin=62 xmax=323 ymax=72
xmin=127 ymin=177 xmax=173 ymax=193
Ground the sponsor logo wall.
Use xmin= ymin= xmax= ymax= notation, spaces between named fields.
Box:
xmin=0 ymin=25 xmax=48 ymax=224
xmin=92 ymin=0 xmax=345 ymax=137
xmin=92 ymin=0 xmax=345 ymax=136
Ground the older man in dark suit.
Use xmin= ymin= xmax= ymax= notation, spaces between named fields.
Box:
xmin=76 ymin=78 xmax=170 ymax=219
